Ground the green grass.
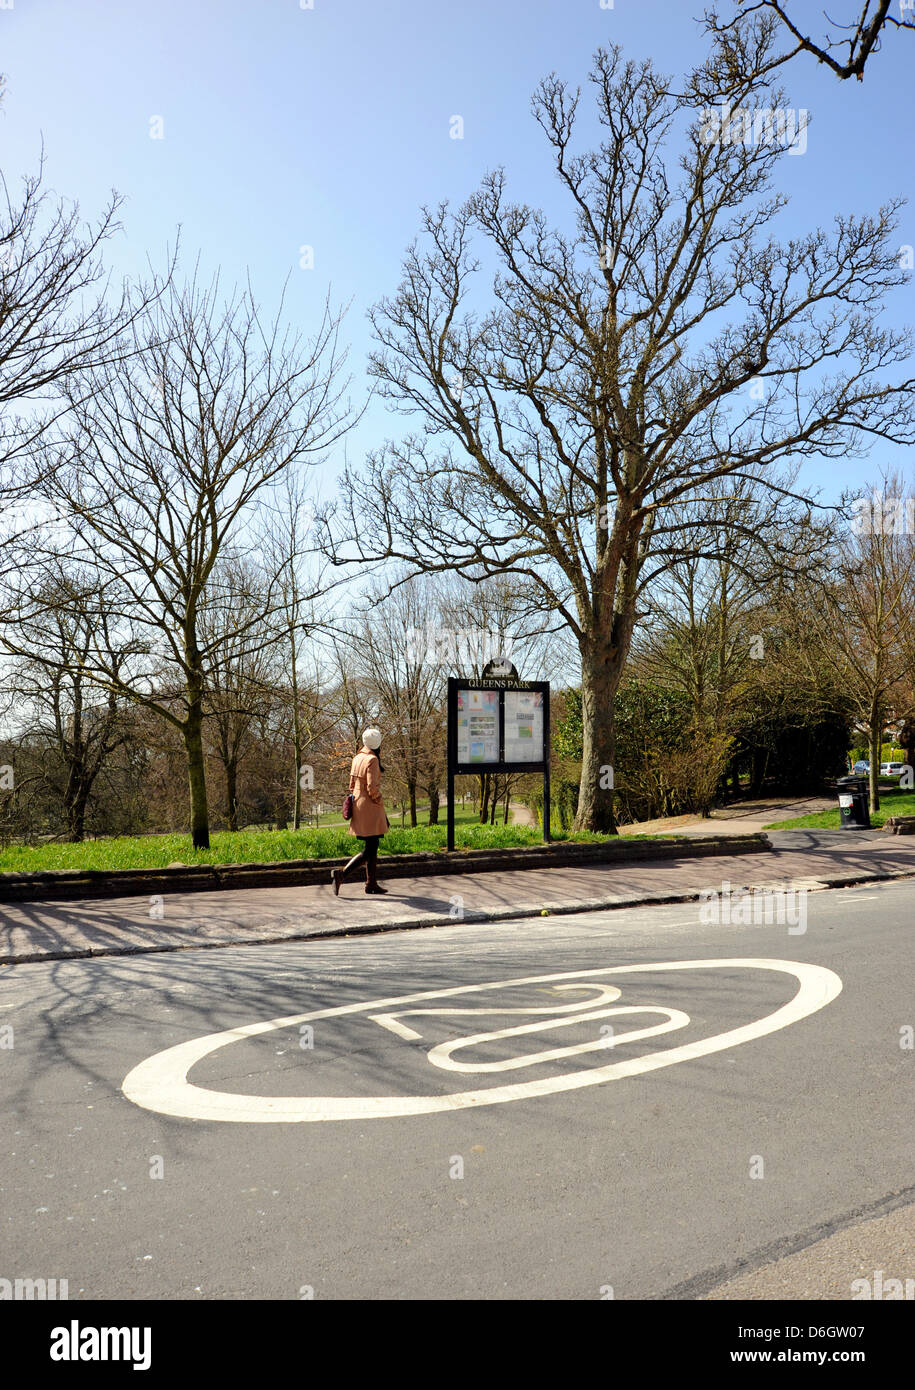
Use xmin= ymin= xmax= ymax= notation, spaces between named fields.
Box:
xmin=0 ymin=821 xmax=677 ymax=874
xmin=765 ymin=787 xmax=915 ymax=830
xmin=0 ymin=821 xmax=684 ymax=874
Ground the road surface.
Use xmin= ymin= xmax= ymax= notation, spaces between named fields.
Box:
xmin=1 ymin=878 xmax=912 ymax=1300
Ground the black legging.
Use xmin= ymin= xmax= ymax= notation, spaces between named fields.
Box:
xmin=349 ymin=835 xmax=379 ymax=868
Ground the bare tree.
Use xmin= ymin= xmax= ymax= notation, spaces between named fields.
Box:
xmin=0 ymin=169 xmax=131 ymax=484
xmin=635 ymin=471 xmax=824 ymax=735
xmin=16 ymin=272 xmax=351 ymax=848
xmin=262 ymin=473 xmax=343 ymax=828
xmin=704 ymin=2 xmax=914 ymax=83
xmin=2 ymin=567 xmax=136 ymax=840
xmin=0 ymin=115 xmax=163 ymax=612
xmin=198 ymin=557 xmax=280 ymax=832
xmin=328 ymin=37 xmax=914 ymax=831
xmin=345 ymin=574 xmax=447 ymax=827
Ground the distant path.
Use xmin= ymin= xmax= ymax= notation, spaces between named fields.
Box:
xmin=619 ymin=795 xmax=836 ymax=838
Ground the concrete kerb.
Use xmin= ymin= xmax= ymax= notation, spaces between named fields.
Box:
xmin=658 ymin=1180 xmax=915 ymax=1302
xmin=0 ymin=833 xmax=769 ymax=904
xmin=4 ymin=858 xmax=915 ymax=968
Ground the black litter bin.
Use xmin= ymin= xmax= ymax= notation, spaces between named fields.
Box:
xmin=837 ymin=775 xmax=871 ymax=829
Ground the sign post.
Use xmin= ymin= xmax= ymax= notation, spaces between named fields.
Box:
xmin=446 ymin=664 xmax=550 ymax=852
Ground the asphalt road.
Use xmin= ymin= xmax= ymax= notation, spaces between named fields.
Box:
xmin=1 ymin=878 xmax=913 ymax=1300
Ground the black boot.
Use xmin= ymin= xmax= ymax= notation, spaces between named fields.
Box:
xmin=365 ymin=862 xmax=388 ymax=894
xmin=332 ymin=852 xmax=364 ymax=895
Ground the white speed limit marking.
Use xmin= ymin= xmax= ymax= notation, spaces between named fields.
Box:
xmin=122 ymin=958 xmax=842 ymax=1124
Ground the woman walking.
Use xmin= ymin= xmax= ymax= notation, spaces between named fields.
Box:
xmin=331 ymin=728 xmax=390 ymax=895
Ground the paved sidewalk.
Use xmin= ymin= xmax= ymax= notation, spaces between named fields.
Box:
xmin=705 ymin=1198 xmax=915 ymax=1300
xmin=1 ymin=829 xmax=913 ymax=965
xmin=619 ymin=795 xmax=837 ymax=837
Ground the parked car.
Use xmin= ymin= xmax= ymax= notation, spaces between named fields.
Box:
xmin=880 ymin=761 xmax=907 ymax=777
xmin=852 ymin=760 xmax=869 ymax=775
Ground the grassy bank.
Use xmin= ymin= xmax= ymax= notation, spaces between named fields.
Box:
xmin=766 ymin=788 xmax=915 ymax=830
xmin=0 ymin=822 xmax=658 ymax=874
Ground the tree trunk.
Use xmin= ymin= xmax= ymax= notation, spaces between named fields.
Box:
xmin=479 ymin=772 xmax=490 ymax=824
xmin=290 ymin=622 xmax=302 ymax=831
xmin=427 ymin=786 xmax=440 ymax=825
xmin=574 ymin=640 xmax=618 ymax=833
xmin=184 ymin=699 xmax=211 ymax=849
xmin=64 ymin=761 xmax=87 ymax=841
xmin=71 ymin=789 xmax=88 ymax=840
xmin=868 ymin=707 xmax=881 ymax=814
xmin=292 ymin=727 xmax=303 ymax=830
xmin=408 ymin=780 xmax=417 ymax=827
xmin=225 ymin=758 xmax=239 ymax=832
xmin=65 ymin=780 xmax=89 ymax=841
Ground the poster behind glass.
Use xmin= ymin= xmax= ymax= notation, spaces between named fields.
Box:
xmin=456 ymin=688 xmax=499 ymax=764
xmin=503 ymin=689 xmax=544 ymax=763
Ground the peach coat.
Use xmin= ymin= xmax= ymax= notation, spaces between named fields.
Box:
xmin=348 ymin=747 xmax=389 ymax=837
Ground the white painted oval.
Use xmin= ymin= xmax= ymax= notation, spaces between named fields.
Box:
xmin=121 ymin=958 xmax=842 ymax=1123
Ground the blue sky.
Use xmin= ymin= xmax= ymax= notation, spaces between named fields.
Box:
xmin=1 ymin=0 xmax=912 ymax=503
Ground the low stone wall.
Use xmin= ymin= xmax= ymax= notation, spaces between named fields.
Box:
xmin=884 ymin=817 xmax=915 ymax=835
xmin=0 ymin=833 xmax=771 ymax=903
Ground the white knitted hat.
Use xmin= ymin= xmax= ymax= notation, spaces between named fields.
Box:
xmin=362 ymin=727 xmax=382 ymax=749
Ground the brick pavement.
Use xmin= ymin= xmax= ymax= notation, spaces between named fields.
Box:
xmin=1 ymin=828 xmax=913 ymax=965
